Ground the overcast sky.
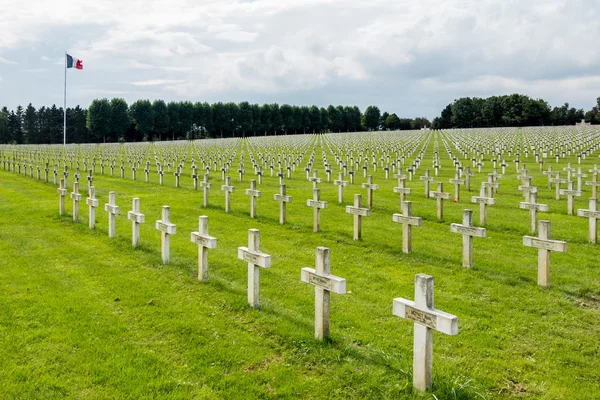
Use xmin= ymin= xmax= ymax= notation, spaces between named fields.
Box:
xmin=0 ymin=0 xmax=598 ymax=119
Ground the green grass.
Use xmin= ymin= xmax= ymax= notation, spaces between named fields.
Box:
xmin=0 ymin=132 xmax=599 ymax=399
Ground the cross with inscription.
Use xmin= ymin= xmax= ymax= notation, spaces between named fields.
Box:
xmin=155 ymin=206 xmax=177 ymax=264
xmin=308 ymin=170 xmax=322 ymax=189
xmin=572 ymin=168 xmax=587 ymax=192
xmin=542 ymin=166 xmax=554 ymax=189
xmin=471 ymin=186 xmax=495 ymax=225
xmin=333 ymin=172 xmax=348 ymax=204
xmin=429 ymin=182 xmax=451 ymax=220
xmin=86 ymin=169 xmax=94 ymax=188
xmin=104 ymin=191 xmax=120 ymax=238
xmin=519 ymin=191 xmax=548 ymax=233
xmin=174 ymin=166 xmax=182 ymax=188
xmin=393 ymin=274 xmax=458 ymax=392
xmin=450 ymin=209 xmax=486 ymax=268
xmin=464 ymin=166 xmax=475 ymax=191
xmin=585 ymin=172 xmax=600 ymax=198
xmin=393 ymin=172 xmax=411 ymax=211
xmin=221 ymin=176 xmax=235 ymax=212
xmin=127 ymin=198 xmax=145 ymax=248
xmin=238 ymin=229 xmax=271 ymax=309
xmin=419 ymin=170 xmax=435 ymax=198
xmin=346 ymin=194 xmax=370 ymax=240
xmin=577 ymin=198 xmax=600 ymax=243
xmin=361 ymin=175 xmax=379 ymax=208
xmin=86 ymin=186 xmax=98 ymax=229
xmin=301 ymin=247 xmax=346 ymax=340
xmin=273 ymin=184 xmax=292 ymax=224
xmin=191 ymin=216 xmax=217 ymax=282
xmin=245 ymin=179 xmax=262 ymax=218
xmin=70 ymin=182 xmax=82 ymax=222
xmin=200 ymin=173 xmax=211 ymax=208
xmin=306 ymin=188 xmax=328 ymax=232
xmin=523 ymin=220 xmax=567 ymax=287
xmin=563 ymin=163 xmax=576 ymax=181
xmin=550 ymin=173 xmax=567 ymax=200
xmin=559 ymin=181 xmax=581 ymax=215
xmin=449 ymin=172 xmax=465 ymax=201
xmin=57 ymin=178 xmax=67 ymax=216
xmin=392 ymin=201 xmax=423 ymax=254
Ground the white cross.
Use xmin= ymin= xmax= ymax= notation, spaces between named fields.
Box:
xmin=361 ymin=175 xmax=379 ymax=208
xmin=419 ymin=170 xmax=435 ymax=198
xmin=449 ymin=172 xmax=465 ymax=201
xmin=306 ymin=188 xmax=328 ymax=232
xmin=392 ymin=201 xmax=422 ymax=254
xmin=393 ymin=274 xmax=458 ymax=392
xmin=70 ymin=182 xmax=82 ymax=222
xmin=221 ymin=176 xmax=235 ymax=213
xmin=585 ymin=172 xmax=599 ymax=198
xmin=245 ymin=179 xmax=261 ymax=218
xmin=238 ymin=229 xmax=271 ymax=308
xmin=308 ymin=170 xmax=322 ymax=188
xmin=519 ymin=192 xmax=548 ymax=233
xmin=450 ymin=209 xmax=486 ymax=268
xmin=86 ymin=186 xmax=98 ymax=230
xmin=577 ymin=198 xmax=600 ymax=243
xmin=104 ymin=191 xmax=120 ymax=238
xmin=155 ymin=206 xmax=176 ymax=264
xmin=273 ymin=184 xmax=292 ymax=224
xmin=301 ymin=247 xmax=346 ymax=340
xmin=200 ymin=173 xmax=211 ymax=208
xmin=346 ymin=193 xmax=370 ymax=240
xmin=57 ymin=178 xmax=67 ymax=216
xmin=333 ymin=172 xmax=349 ymax=204
xmin=127 ymin=198 xmax=145 ymax=248
xmin=393 ymin=173 xmax=411 ymax=211
xmin=471 ymin=186 xmax=495 ymax=225
xmin=523 ymin=220 xmax=567 ymax=287
xmin=191 ymin=216 xmax=217 ymax=282
xmin=559 ymin=181 xmax=582 ymax=215
xmin=429 ymin=182 xmax=451 ymax=220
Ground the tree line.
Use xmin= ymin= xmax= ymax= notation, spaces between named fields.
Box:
xmin=432 ymin=94 xmax=600 ymax=129
xmin=0 ymin=100 xmax=431 ymax=144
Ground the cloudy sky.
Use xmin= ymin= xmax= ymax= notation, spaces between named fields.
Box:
xmin=0 ymin=0 xmax=598 ymax=119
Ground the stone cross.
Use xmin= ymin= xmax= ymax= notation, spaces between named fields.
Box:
xmin=308 ymin=170 xmax=322 ymax=188
xmin=563 ymin=163 xmax=576 ymax=181
xmin=392 ymin=274 xmax=458 ymax=392
xmin=155 ymin=206 xmax=177 ymax=264
xmin=517 ymin=177 xmax=538 ymax=201
xmin=221 ymin=176 xmax=235 ymax=212
xmin=419 ymin=170 xmax=434 ymax=198
xmin=245 ymin=179 xmax=262 ymax=218
xmin=127 ymin=198 xmax=145 ymax=248
xmin=464 ymin=166 xmax=475 ymax=191
xmin=273 ymin=184 xmax=292 ymax=224
xmin=333 ymin=172 xmax=349 ymax=204
xmin=361 ymin=175 xmax=379 ymax=208
xmin=191 ymin=167 xmax=199 ymax=190
xmin=577 ymin=198 xmax=600 ymax=243
xmin=542 ymin=166 xmax=554 ymax=189
xmin=104 ymin=191 xmax=120 ymax=238
xmin=306 ymin=188 xmax=328 ymax=232
xmin=70 ymin=182 xmax=82 ymax=222
xmin=449 ymin=172 xmax=465 ymax=201
xmin=86 ymin=169 xmax=94 ymax=188
xmin=57 ymin=178 xmax=67 ymax=216
xmin=471 ymin=186 xmax=495 ymax=225
xmin=550 ymin=173 xmax=567 ymax=200
xmin=519 ymin=192 xmax=548 ymax=233
xmin=393 ymin=173 xmax=411 ymax=211
xmin=237 ymin=229 xmax=271 ymax=308
xmin=572 ymin=168 xmax=587 ymax=192
xmin=392 ymin=201 xmax=423 ymax=254
xmin=585 ymin=172 xmax=599 ymax=198
xmin=450 ymin=209 xmax=486 ymax=268
xmin=346 ymin=194 xmax=370 ymax=240
xmin=191 ymin=216 xmax=217 ymax=282
xmin=559 ymin=181 xmax=582 ymax=215
xmin=429 ymin=182 xmax=451 ymax=220
xmin=301 ymin=247 xmax=346 ymax=340
xmin=200 ymin=173 xmax=211 ymax=208
xmin=523 ymin=220 xmax=567 ymax=287
xmin=481 ymin=174 xmax=499 ymax=198
xmin=86 ymin=186 xmax=98 ymax=230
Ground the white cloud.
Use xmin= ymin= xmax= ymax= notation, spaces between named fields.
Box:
xmin=214 ymin=31 xmax=259 ymax=43
xmin=130 ymin=79 xmax=186 ymax=86
xmin=0 ymin=56 xmax=16 ymax=64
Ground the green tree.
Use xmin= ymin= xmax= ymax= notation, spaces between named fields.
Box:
xmin=0 ymin=107 xmax=9 ymax=143
xmin=327 ymin=105 xmax=343 ymax=132
xmin=385 ymin=113 xmax=401 ymax=130
xmin=259 ymin=104 xmax=272 ymax=135
xmin=380 ymin=111 xmax=389 ymax=130
xmin=87 ymin=98 xmax=112 ymax=142
xmin=280 ymin=104 xmax=293 ymax=133
xmin=129 ymin=100 xmax=154 ymax=140
xmin=153 ymin=100 xmax=170 ymax=141
xmin=179 ymin=101 xmax=195 ymax=139
xmin=308 ymin=106 xmax=321 ymax=133
xmin=238 ymin=101 xmax=253 ymax=136
xmin=110 ymin=98 xmax=130 ymax=141
xmin=363 ymin=106 xmax=380 ymax=131
xmin=23 ymin=103 xmax=38 ymax=143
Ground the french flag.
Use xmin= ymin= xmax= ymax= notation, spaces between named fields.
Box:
xmin=66 ymin=54 xmax=83 ymax=70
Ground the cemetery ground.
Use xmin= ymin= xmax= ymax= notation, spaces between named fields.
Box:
xmin=0 ymin=135 xmax=599 ymax=399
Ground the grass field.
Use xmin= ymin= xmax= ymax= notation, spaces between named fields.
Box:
xmin=0 ymin=131 xmax=599 ymax=399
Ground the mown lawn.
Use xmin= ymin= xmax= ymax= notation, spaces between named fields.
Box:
xmin=0 ymin=134 xmax=598 ymax=399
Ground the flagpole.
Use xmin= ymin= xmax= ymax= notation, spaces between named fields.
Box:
xmin=63 ymin=51 xmax=67 ymax=147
